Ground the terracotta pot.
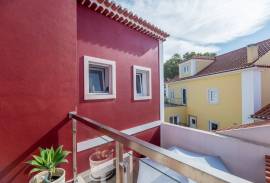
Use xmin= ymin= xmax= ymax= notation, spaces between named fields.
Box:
xmin=29 ymin=168 xmax=65 ymax=183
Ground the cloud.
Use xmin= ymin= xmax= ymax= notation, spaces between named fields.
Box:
xmin=117 ymin=0 xmax=270 ymax=60
xmin=164 ymin=38 xmax=220 ymax=60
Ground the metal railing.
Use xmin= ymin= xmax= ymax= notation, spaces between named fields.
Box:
xmin=69 ymin=112 xmax=251 ymax=183
xmin=165 ymin=97 xmax=185 ymax=106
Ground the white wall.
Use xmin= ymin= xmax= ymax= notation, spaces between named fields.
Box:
xmin=217 ymin=124 xmax=270 ymax=146
xmin=161 ymin=123 xmax=270 ymax=183
xmin=241 ymin=69 xmax=262 ymax=123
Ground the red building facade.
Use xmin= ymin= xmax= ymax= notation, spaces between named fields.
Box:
xmin=0 ymin=0 xmax=168 ymax=182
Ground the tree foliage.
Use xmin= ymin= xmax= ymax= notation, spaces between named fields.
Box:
xmin=182 ymin=52 xmax=216 ymax=60
xmin=164 ymin=52 xmax=216 ymax=80
xmin=164 ymin=53 xmax=181 ymax=80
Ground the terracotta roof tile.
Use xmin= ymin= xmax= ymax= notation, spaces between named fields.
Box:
xmin=191 ymin=55 xmax=216 ymax=60
xmin=78 ymin=0 xmax=169 ymax=41
xmin=168 ymin=38 xmax=270 ymax=82
xmin=251 ymin=104 xmax=270 ymax=120
xmin=216 ymin=120 xmax=270 ymax=131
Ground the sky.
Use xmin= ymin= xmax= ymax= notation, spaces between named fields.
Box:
xmin=117 ymin=0 xmax=270 ymax=61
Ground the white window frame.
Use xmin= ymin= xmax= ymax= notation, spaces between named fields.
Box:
xmin=84 ymin=56 xmax=116 ymax=100
xmin=208 ymin=88 xmax=219 ymax=104
xmin=169 ymin=89 xmax=174 ymax=99
xmin=182 ymin=65 xmax=189 ymax=74
xmin=133 ymin=65 xmax=152 ymax=100
xmin=180 ymin=88 xmax=187 ymax=105
xmin=209 ymin=121 xmax=219 ymax=131
xmin=169 ymin=115 xmax=180 ymax=125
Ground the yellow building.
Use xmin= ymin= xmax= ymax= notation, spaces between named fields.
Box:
xmin=165 ymin=39 xmax=270 ymax=131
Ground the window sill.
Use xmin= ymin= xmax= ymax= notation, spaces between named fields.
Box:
xmin=209 ymin=102 xmax=219 ymax=105
xmin=84 ymin=93 xmax=116 ymax=100
xmin=134 ymin=95 xmax=152 ymax=101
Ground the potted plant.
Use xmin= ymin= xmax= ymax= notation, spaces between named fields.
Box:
xmin=27 ymin=145 xmax=71 ymax=183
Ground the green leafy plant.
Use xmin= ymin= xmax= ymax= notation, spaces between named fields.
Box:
xmin=27 ymin=146 xmax=71 ymax=182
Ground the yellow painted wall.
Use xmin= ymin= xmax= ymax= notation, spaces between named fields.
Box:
xmin=164 ymin=106 xmax=187 ymax=125
xmin=166 ymin=72 xmax=242 ymax=131
xmin=261 ymin=69 xmax=270 ymax=107
xmin=256 ymin=51 xmax=270 ymax=65
xmin=196 ymin=60 xmax=214 ymax=73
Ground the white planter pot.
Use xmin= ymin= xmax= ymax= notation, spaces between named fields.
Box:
xmin=89 ymin=150 xmax=114 ymax=179
xmin=29 ymin=168 xmax=65 ymax=183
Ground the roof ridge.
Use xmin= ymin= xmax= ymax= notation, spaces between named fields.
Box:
xmin=216 ymin=38 xmax=270 ymax=58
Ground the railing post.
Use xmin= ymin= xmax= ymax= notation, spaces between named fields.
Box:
xmin=115 ymin=141 xmax=124 ymax=183
xmin=69 ymin=112 xmax=77 ymax=183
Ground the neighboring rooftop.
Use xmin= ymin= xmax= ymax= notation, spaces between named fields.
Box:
xmin=79 ymin=0 xmax=169 ymax=41
xmin=168 ymin=38 xmax=270 ymax=82
xmin=181 ymin=55 xmax=216 ymax=63
xmin=216 ymin=120 xmax=270 ymax=131
xmin=251 ymin=104 xmax=270 ymax=120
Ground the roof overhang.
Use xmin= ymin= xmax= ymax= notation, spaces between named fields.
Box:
xmin=78 ymin=0 xmax=169 ymax=41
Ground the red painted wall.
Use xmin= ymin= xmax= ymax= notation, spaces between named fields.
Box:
xmin=0 ymin=1 xmax=77 ymax=182
xmin=76 ymin=5 xmax=160 ymax=141
xmin=0 ymin=2 xmax=161 ymax=182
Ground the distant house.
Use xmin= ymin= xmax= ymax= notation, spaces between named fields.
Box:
xmin=165 ymin=39 xmax=270 ymax=131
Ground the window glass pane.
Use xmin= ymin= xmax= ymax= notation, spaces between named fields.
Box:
xmin=182 ymin=89 xmax=186 ymax=104
xmin=210 ymin=91 xmax=214 ymax=101
xmin=136 ymin=73 xmax=143 ymax=94
xmin=89 ymin=69 xmax=104 ymax=93
xmin=211 ymin=123 xmax=218 ymax=130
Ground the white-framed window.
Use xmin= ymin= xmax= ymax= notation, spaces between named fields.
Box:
xmin=84 ymin=56 xmax=116 ymax=100
xmin=169 ymin=89 xmax=174 ymax=99
xmin=169 ymin=115 xmax=180 ymax=125
xmin=182 ymin=65 xmax=190 ymax=74
xmin=209 ymin=121 xmax=219 ymax=131
xmin=208 ymin=88 xmax=219 ymax=104
xmin=133 ymin=65 xmax=152 ymax=100
xmin=180 ymin=88 xmax=187 ymax=105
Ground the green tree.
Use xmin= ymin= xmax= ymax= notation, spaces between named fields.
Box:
xmin=183 ymin=52 xmax=216 ymax=60
xmin=164 ymin=53 xmax=182 ymax=80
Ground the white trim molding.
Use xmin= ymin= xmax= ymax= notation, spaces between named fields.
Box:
xmin=77 ymin=120 xmax=161 ymax=152
xmin=84 ymin=56 xmax=116 ymax=100
xmin=190 ymin=59 xmax=197 ymax=76
xmin=159 ymin=40 xmax=164 ymax=121
xmin=208 ymin=88 xmax=219 ymax=104
xmin=133 ymin=65 xmax=152 ymax=100
xmin=241 ymin=68 xmax=262 ymax=123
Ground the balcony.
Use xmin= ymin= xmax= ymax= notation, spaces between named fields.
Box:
xmin=165 ymin=97 xmax=185 ymax=106
xmin=67 ymin=112 xmax=269 ymax=183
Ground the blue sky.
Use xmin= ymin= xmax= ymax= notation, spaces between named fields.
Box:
xmin=117 ymin=0 xmax=270 ymax=61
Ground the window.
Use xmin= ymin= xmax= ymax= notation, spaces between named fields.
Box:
xmin=180 ymin=88 xmax=187 ymax=105
xmin=189 ymin=115 xmax=197 ymax=128
xmin=169 ymin=89 xmax=174 ymax=99
xmin=169 ymin=116 xmax=180 ymax=125
xmin=133 ymin=65 xmax=152 ymax=100
xmin=84 ymin=56 xmax=116 ymax=100
xmin=182 ymin=65 xmax=189 ymax=74
xmin=209 ymin=121 xmax=219 ymax=131
xmin=208 ymin=88 xmax=219 ymax=104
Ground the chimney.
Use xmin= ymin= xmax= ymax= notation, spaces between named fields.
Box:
xmin=247 ymin=44 xmax=259 ymax=63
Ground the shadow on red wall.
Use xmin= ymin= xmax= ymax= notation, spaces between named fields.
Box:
xmin=0 ymin=117 xmax=72 ymax=183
